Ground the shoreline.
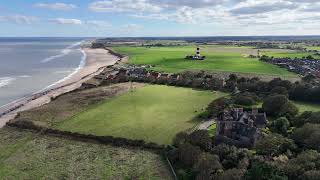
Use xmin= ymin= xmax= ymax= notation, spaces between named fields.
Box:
xmin=0 ymin=47 xmax=120 ymax=128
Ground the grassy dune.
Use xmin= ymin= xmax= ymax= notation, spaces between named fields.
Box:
xmin=0 ymin=128 xmax=172 ymax=179
xmin=113 ymin=45 xmax=296 ymax=76
xmin=57 ymin=85 xmax=226 ymax=145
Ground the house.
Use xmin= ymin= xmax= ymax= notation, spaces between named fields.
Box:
xmin=216 ymin=107 xmax=267 ymax=147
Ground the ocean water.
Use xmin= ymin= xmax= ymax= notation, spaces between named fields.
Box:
xmin=0 ymin=37 xmax=88 ymax=107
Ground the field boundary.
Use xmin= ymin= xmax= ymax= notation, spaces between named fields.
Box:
xmin=6 ymin=120 xmax=166 ymax=153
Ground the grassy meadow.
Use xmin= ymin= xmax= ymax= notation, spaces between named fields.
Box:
xmin=113 ymin=45 xmax=296 ymax=76
xmin=0 ymin=127 xmax=172 ymax=179
xmin=294 ymin=101 xmax=320 ymax=113
xmin=56 ymin=85 xmax=226 ymax=145
xmin=261 ymin=49 xmax=320 ymax=58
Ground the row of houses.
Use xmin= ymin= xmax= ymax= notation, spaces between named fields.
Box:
xmin=93 ymin=65 xmax=226 ymax=90
xmin=262 ymin=57 xmax=320 ymax=78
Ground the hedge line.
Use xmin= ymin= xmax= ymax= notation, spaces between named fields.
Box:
xmin=6 ymin=120 xmax=166 ymax=152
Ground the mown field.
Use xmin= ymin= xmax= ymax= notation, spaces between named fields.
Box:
xmin=56 ymin=85 xmax=226 ymax=145
xmin=112 ymin=45 xmax=297 ymax=76
xmin=0 ymin=127 xmax=172 ymax=179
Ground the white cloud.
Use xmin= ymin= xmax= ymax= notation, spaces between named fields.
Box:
xmin=34 ymin=3 xmax=77 ymax=11
xmin=132 ymin=6 xmax=229 ymax=24
xmin=89 ymin=0 xmax=162 ymax=13
xmin=0 ymin=15 xmax=37 ymax=24
xmin=230 ymin=0 xmax=298 ymax=15
xmin=123 ymin=24 xmax=142 ymax=30
xmin=86 ymin=20 xmax=112 ymax=27
xmin=150 ymin=0 xmax=228 ymax=8
xmin=49 ymin=18 xmax=82 ymax=25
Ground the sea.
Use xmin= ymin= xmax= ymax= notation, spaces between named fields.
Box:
xmin=0 ymin=37 xmax=89 ymax=108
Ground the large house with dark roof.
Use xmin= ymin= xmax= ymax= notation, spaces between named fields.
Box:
xmin=216 ymin=108 xmax=267 ymax=147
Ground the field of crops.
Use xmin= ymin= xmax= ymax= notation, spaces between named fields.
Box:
xmin=56 ymin=85 xmax=226 ymax=145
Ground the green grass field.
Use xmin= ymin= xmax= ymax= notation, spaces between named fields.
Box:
xmin=294 ymin=101 xmax=320 ymax=113
xmin=304 ymin=46 xmax=320 ymax=51
xmin=56 ymin=85 xmax=226 ymax=145
xmin=262 ymin=50 xmax=320 ymax=58
xmin=113 ymin=45 xmax=296 ymax=76
xmin=0 ymin=127 xmax=172 ymax=179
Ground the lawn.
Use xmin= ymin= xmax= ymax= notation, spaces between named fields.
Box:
xmin=294 ymin=101 xmax=320 ymax=113
xmin=113 ymin=46 xmax=296 ymax=77
xmin=56 ymin=85 xmax=226 ymax=145
xmin=0 ymin=127 xmax=172 ymax=179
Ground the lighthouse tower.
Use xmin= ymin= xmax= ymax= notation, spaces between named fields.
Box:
xmin=196 ymin=47 xmax=201 ymax=57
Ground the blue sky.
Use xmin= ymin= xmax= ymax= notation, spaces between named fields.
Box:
xmin=0 ymin=0 xmax=320 ymax=37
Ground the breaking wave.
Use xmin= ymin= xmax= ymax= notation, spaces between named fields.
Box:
xmin=41 ymin=48 xmax=87 ymax=91
xmin=0 ymin=77 xmax=16 ymax=88
xmin=41 ymin=41 xmax=83 ymax=63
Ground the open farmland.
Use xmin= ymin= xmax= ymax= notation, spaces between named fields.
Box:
xmin=261 ymin=49 xmax=320 ymax=58
xmin=56 ymin=85 xmax=226 ymax=145
xmin=0 ymin=127 xmax=172 ymax=179
xmin=112 ymin=45 xmax=296 ymax=77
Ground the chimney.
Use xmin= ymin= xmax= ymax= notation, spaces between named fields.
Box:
xmin=252 ymin=107 xmax=258 ymax=115
xmin=248 ymin=120 xmax=254 ymax=128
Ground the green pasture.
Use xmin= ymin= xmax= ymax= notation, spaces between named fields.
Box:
xmin=294 ymin=101 xmax=320 ymax=113
xmin=0 ymin=128 xmax=172 ymax=179
xmin=304 ymin=46 xmax=320 ymax=51
xmin=261 ymin=49 xmax=320 ymax=58
xmin=113 ymin=45 xmax=296 ymax=76
xmin=56 ymin=85 xmax=226 ymax=145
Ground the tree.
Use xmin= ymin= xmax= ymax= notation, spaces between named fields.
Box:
xmin=291 ymin=123 xmax=320 ymax=150
xmin=255 ymin=133 xmax=297 ymax=156
xmin=245 ymin=161 xmax=288 ymax=180
xmin=302 ymin=74 xmax=316 ymax=83
xmin=173 ymin=132 xmax=189 ymax=147
xmin=212 ymin=144 xmax=250 ymax=169
xmin=285 ymin=150 xmax=320 ymax=179
xmin=189 ymin=130 xmax=213 ymax=151
xmin=301 ymin=170 xmax=320 ymax=180
xmin=271 ymin=86 xmax=289 ymax=97
xmin=178 ymin=143 xmax=202 ymax=168
xmin=292 ymin=112 xmax=320 ymax=127
xmin=215 ymin=168 xmax=245 ymax=180
xmin=194 ymin=153 xmax=222 ymax=180
xmin=262 ymin=95 xmax=298 ymax=117
xmin=271 ymin=117 xmax=290 ymax=135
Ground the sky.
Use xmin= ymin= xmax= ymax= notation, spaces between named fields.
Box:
xmin=0 ymin=0 xmax=320 ymax=37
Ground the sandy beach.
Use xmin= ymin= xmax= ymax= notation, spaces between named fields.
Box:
xmin=0 ymin=47 xmax=120 ymax=128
